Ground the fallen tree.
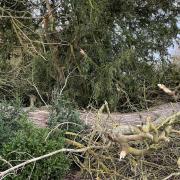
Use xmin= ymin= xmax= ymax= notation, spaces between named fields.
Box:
xmin=0 ymin=84 xmax=179 ymax=179
xmin=0 ymin=103 xmax=179 ymax=179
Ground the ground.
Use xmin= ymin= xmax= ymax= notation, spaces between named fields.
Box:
xmin=28 ymin=102 xmax=180 ymax=128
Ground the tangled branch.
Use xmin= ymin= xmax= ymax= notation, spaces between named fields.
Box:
xmin=0 ymin=144 xmax=110 ymax=179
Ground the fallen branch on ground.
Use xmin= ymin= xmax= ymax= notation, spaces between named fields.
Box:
xmin=0 ymin=144 xmax=110 ymax=179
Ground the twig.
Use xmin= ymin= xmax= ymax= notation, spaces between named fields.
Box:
xmin=45 ymin=122 xmax=83 ymax=141
xmin=162 ymin=172 xmax=180 ymax=180
xmin=0 ymin=145 xmax=109 ymax=179
xmin=59 ymin=68 xmax=76 ymax=96
xmin=26 ymin=80 xmax=48 ymax=107
xmin=0 ymin=156 xmax=14 ymax=170
xmin=32 ymin=83 xmax=48 ymax=107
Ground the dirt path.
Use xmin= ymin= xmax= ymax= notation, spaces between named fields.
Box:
xmin=28 ymin=102 xmax=180 ymax=128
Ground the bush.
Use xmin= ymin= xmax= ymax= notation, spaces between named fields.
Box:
xmin=0 ymin=101 xmax=24 ymax=149
xmin=0 ymin=119 xmax=70 ymax=179
xmin=48 ymin=96 xmax=86 ymax=133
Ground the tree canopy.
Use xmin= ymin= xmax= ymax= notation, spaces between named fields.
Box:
xmin=0 ymin=0 xmax=179 ymax=111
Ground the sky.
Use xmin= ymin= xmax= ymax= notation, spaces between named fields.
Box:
xmin=168 ymin=21 xmax=180 ymax=56
xmin=168 ymin=40 xmax=179 ymax=56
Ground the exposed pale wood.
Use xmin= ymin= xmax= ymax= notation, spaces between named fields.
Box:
xmin=27 ymin=102 xmax=180 ymax=128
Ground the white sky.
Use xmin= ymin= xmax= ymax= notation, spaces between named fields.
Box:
xmin=168 ymin=21 xmax=180 ymax=56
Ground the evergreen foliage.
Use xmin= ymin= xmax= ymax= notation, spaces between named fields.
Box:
xmin=48 ymin=95 xmax=86 ymax=133
xmin=1 ymin=124 xmax=70 ymax=179
xmin=0 ymin=0 xmax=179 ymax=111
xmin=0 ymin=101 xmax=23 ymax=149
xmin=0 ymin=102 xmax=70 ymax=179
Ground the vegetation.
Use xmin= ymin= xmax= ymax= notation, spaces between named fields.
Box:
xmin=48 ymin=95 xmax=86 ymax=133
xmin=0 ymin=102 xmax=23 ymax=149
xmin=0 ymin=102 xmax=70 ymax=179
xmin=0 ymin=0 xmax=179 ymax=179
xmin=0 ymin=101 xmax=180 ymax=179
xmin=1 ymin=125 xmax=70 ymax=179
xmin=0 ymin=0 xmax=179 ymax=110
xmin=68 ymin=107 xmax=180 ymax=179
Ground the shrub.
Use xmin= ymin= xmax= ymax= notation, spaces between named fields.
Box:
xmin=48 ymin=96 xmax=86 ymax=133
xmin=0 ymin=101 xmax=23 ymax=149
xmin=0 ymin=119 xmax=70 ymax=179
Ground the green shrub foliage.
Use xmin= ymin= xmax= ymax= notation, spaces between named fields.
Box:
xmin=0 ymin=121 xmax=70 ymax=179
xmin=48 ymin=96 xmax=86 ymax=133
xmin=0 ymin=102 xmax=23 ymax=149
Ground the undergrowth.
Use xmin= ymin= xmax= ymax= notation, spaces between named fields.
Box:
xmin=70 ymin=122 xmax=180 ymax=179
xmin=0 ymin=101 xmax=23 ymax=149
xmin=48 ymin=95 xmax=86 ymax=133
xmin=1 ymin=121 xmax=70 ymax=179
xmin=0 ymin=101 xmax=70 ymax=179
